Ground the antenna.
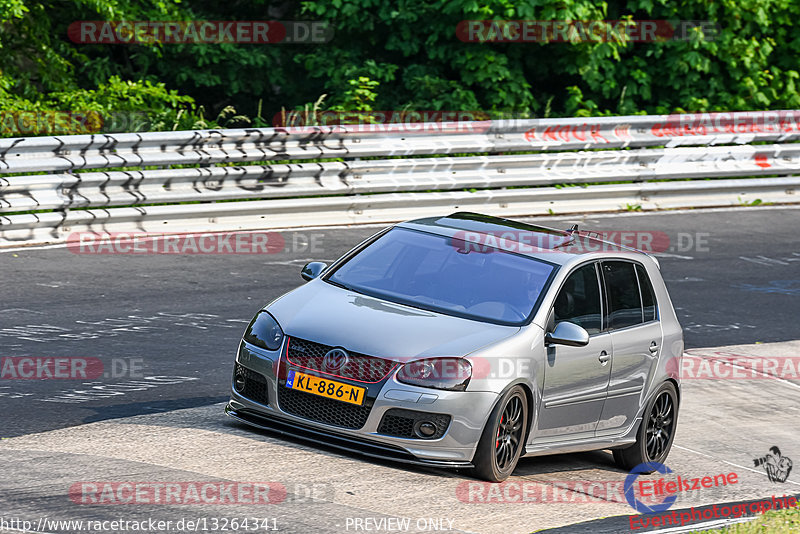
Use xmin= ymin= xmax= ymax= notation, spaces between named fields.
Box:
xmin=554 ymin=223 xmax=579 ymax=249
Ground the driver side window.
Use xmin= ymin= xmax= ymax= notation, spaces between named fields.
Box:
xmin=553 ymin=263 xmax=602 ymax=334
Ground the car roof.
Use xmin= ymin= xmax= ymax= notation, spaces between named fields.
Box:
xmin=396 ymin=212 xmax=657 ymax=267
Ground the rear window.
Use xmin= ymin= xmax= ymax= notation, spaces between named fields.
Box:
xmin=636 ymin=264 xmax=658 ymax=322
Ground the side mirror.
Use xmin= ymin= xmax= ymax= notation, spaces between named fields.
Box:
xmin=545 ymin=321 xmax=590 ymax=347
xmin=301 ymin=261 xmax=327 ymax=281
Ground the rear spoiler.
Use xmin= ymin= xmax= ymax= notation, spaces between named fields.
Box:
xmin=576 ymin=230 xmax=661 ymax=269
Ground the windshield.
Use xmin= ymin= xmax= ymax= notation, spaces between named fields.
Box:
xmin=326 ymin=227 xmax=557 ymax=325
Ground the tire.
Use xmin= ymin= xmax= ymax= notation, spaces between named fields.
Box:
xmin=470 ymin=385 xmax=528 ymax=482
xmin=613 ymin=381 xmax=679 ymax=472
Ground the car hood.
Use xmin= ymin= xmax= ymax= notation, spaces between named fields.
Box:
xmin=267 ymin=280 xmax=519 ymax=361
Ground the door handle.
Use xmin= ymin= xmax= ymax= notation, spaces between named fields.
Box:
xmin=598 ymin=350 xmax=610 ymax=365
xmin=649 ymin=341 xmax=659 ymax=354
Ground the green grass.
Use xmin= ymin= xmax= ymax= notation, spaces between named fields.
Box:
xmin=690 ymin=505 xmax=800 ymax=533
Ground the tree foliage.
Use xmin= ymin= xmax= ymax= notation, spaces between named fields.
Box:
xmin=2 ymin=0 xmax=800 ymax=135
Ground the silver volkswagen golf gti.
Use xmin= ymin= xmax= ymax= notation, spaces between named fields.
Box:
xmin=226 ymin=213 xmax=683 ymax=481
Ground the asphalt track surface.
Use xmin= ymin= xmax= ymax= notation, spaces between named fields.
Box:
xmin=0 ymin=206 xmax=799 ymax=533
xmin=0 ymin=369 xmax=798 ymax=534
xmin=2 ymin=206 xmax=799 ymax=438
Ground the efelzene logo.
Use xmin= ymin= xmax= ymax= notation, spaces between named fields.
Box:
xmin=624 ymin=462 xmax=678 ymax=513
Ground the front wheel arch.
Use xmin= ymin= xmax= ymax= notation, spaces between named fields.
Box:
xmin=469 ymin=382 xmax=531 ymax=482
xmin=474 ymin=380 xmax=537 ymax=458
xmin=518 ymin=382 xmax=537 ymax=454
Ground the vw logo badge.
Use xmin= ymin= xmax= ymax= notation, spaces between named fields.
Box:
xmin=322 ymin=348 xmax=348 ymax=371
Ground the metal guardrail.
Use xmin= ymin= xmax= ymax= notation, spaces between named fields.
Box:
xmin=2 ymin=111 xmax=799 ymax=246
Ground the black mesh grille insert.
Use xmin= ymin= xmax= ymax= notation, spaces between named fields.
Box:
xmin=234 ymin=364 xmax=269 ymax=406
xmin=277 ymin=385 xmax=372 ymax=429
xmin=287 ymin=337 xmax=397 ymax=383
xmin=378 ymin=408 xmax=451 ymax=440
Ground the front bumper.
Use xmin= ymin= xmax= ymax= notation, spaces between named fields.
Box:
xmin=225 ymin=402 xmax=472 ymax=468
xmin=227 ymin=338 xmax=500 ymax=466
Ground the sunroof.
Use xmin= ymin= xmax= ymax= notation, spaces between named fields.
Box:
xmin=434 ymin=212 xmax=572 ymax=250
xmin=438 ymin=212 xmax=565 ymax=234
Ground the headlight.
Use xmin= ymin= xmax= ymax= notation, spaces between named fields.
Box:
xmin=243 ymin=311 xmax=284 ymax=351
xmin=396 ymin=358 xmax=472 ymax=391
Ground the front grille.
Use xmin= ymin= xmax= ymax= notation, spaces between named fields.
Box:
xmin=378 ymin=408 xmax=451 ymax=440
xmin=287 ymin=337 xmax=397 ymax=383
xmin=278 ymin=385 xmax=372 ymax=429
xmin=233 ymin=364 xmax=269 ymax=406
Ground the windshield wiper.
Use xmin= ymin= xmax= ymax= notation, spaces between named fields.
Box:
xmin=325 ymin=278 xmax=364 ymax=295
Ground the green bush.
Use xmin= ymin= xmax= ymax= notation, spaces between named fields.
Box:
xmin=4 ymin=0 xmax=800 ymax=136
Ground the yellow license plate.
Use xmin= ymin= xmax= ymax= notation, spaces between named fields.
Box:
xmin=285 ymin=370 xmax=366 ymax=406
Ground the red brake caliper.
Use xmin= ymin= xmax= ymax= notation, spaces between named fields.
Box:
xmin=496 ymin=415 xmax=503 ymax=448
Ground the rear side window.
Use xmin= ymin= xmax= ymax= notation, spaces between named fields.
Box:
xmin=636 ymin=264 xmax=658 ymax=322
xmin=601 ymin=261 xmax=643 ymax=329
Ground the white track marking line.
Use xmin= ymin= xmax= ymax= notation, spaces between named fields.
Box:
xmin=650 ymin=516 xmax=755 ymax=533
xmin=0 ymin=243 xmax=68 ymax=253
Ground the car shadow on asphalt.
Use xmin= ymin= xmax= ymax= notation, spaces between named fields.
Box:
xmin=512 ymin=450 xmax=626 ymax=477
xmin=223 ymin=417 xmax=627 ymax=481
